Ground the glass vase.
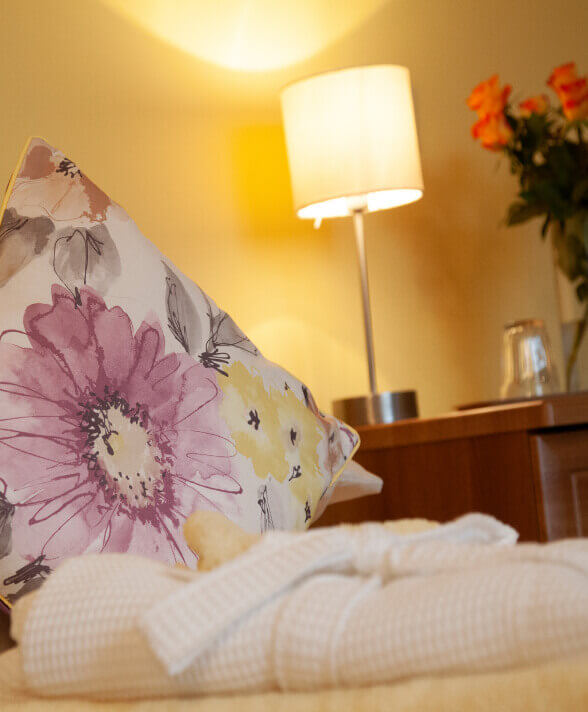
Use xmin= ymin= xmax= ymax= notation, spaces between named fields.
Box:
xmin=552 ymin=213 xmax=588 ymax=391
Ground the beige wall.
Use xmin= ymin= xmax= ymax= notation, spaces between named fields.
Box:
xmin=1 ymin=0 xmax=587 ymax=416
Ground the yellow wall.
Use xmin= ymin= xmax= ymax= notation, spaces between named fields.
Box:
xmin=1 ymin=0 xmax=587 ymax=416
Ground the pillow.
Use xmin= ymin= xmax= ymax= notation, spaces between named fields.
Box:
xmin=324 ymin=459 xmax=382 ymax=505
xmin=0 ymin=137 xmax=359 ymax=607
xmin=313 ymin=460 xmax=383 ymax=522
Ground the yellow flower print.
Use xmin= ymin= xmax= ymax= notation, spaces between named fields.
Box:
xmin=218 ymin=362 xmax=325 ymax=508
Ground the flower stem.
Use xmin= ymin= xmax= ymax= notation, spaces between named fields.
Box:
xmin=566 ymin=302 xmax=588 ymax=391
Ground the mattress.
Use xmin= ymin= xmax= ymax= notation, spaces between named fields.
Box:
xmin=1 ymin=647 xmax=588 ymax=712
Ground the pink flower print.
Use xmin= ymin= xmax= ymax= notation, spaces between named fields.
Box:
xmin=0 ymin=286 xmax=240 ymax=569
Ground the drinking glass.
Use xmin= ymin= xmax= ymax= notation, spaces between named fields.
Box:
xmin=500 ymin=319 xmax=560 ymax=399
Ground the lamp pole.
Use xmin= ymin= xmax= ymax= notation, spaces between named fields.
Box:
xmin=334 ymin=207 xmax=418 ymax=426
xmin=352 ymin=209 xmax=377 ymax=396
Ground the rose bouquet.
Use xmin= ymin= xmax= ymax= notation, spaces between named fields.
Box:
xmin=468 ymin=63 xmax=588 ymax=389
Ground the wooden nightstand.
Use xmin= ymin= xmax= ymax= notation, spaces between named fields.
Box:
xmin=318 ymin=393 xmax=588 ymax=541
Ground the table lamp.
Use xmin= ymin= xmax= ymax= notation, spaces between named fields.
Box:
xmin=280 ymin=64 xmax=424 ymax=426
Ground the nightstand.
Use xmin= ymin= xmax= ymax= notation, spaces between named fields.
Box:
xmin=319 ymin=393 xmax=588 ymax=541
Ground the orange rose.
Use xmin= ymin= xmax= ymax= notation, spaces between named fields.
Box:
xmin=560 ymin=78 xmax=588 ymax=120
xmin=467 ymin=74 xmax=511 ymax=117
xmin=471 ymin=113 xmax=513 ymax=151
xmin=547 ymin=62 xmax=588 ymax=120
xmin=519 ymin=94 xmax=549 ymax=117
xmin=547 ymin=62 xmax=578 ymax=92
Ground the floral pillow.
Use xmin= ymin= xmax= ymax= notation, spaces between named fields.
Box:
xmin=0 ymin=138 xmax=359 ymax=608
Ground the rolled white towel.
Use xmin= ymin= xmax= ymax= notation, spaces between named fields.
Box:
xmin=11 ymin=514 xmax=588 ymax=701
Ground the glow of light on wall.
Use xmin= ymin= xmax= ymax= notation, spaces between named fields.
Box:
xmin=101 ymin=0 xmax=387 ymax=72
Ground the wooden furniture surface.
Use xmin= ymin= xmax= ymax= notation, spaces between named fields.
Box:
xmin=318 ymin=393 xmax=588 ymax=541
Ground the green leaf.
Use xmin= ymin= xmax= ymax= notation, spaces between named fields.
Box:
xmin=553 ymin=227 xmax=586 ymax=280
xmin=577 ymin=281 xmax=588 ymax=303
xmin=572 ymin=179 xmax=588 ymax=204
xmin=546 ymin=143 xmax=575 ymax=186
xmin=526 ymin=113 xmax=551 ymax=145
xmin=506 ymin=201 xmax=545 ymax=226
xmin=519 ymin=190 xmax=539 ymax=203
xmin=540 ymin=214 xmax=551 ymax=239
xmin=524 ymin=181 xmax=571 ymax=221
xmin=505 ymin=112 xmax=518 ymax=132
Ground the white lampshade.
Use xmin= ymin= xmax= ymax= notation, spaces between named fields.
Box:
xmin=281 ymin=65 xmax=424 ymax=219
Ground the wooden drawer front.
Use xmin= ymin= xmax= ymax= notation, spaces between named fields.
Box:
xmin=531 ymin=429 xmax=588 ymax=540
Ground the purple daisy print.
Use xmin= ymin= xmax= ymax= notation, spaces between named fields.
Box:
xmin=0 ymin=285 xmax=240 ymax=575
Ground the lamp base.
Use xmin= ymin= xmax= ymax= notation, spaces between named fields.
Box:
xmin=332 ymin=390 xmax=419 ymax=427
